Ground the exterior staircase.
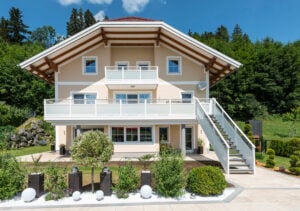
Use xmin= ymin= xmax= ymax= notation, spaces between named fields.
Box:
xmin=210 ymin=115 xmax=254 ymax=174
xmin=196 ymin=98 xmax=255 ymax=175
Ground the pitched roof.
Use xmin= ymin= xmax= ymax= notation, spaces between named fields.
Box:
xmin=106 ymin=16 xmax=158 ymax=22
xmin=19 ymin=17 xmax=242 ymax=85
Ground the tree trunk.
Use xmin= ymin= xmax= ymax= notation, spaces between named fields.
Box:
xmin=91 ymin=166 xmax=94 ymax=193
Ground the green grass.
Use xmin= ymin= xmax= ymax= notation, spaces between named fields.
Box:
xmin=256 ymin=152 xmax=290 ymax=168
xmin=3 ymin=145 xmax=50 ymax=157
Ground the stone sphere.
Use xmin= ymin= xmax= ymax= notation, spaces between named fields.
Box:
xmin=72 ymin=191 xmax=81 ymax=201
xmin=95 ymin=190 xmax=104 ymax=201
xmin=21 ymin=188 xmax=36 ymax=202
xmin=140 ymin=185 xmax=152 ymax=199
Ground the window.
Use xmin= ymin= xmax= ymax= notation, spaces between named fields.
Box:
xmin=167 ymin=56 xmax=181 ymax=74
xmin=73 ymin=93 xmax=96 ymax=104
xmin=126 ymin=128 xmax=138 ymax=142
xmin=140 ymin=127 xmax=152 ymax=142
xmin=181 ymin=92 xmax=193 ymax=103
xmin=116 ymin=61 xmax=129 ymax=70
xmin=83 ymin=56 xmax=97 ymax=74
xmin=137 ymin=61 xmax=150 ymax=70
xmin=159 ymin=127 xmax=168 ymax=143
xmin=112 ymin=127 xmax=124 ymax=142
xmin=115 ymin=93 xmax=151 ymax=104
xmin=111 ymin=127 xmax=153 ymax=142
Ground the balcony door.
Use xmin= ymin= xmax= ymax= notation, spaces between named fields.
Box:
xmin=115 ymin=93 xmax=150 ymax=104
xmin=185 ymin=127 xmax=193 ymax=152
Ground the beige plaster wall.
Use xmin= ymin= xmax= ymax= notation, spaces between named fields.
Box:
xmin=111 ymin=47 xmax=154 ymax=65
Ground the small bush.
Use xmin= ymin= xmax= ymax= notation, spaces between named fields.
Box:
xmin=0 ymin=104 xmax=29 ymax=127
xmin=115 ymin=162 xmax=139 ymax=198
xmin=265 ymin=148 xmax=276 ymax=168
xmin=289 ymin=151 xmax=300 ymax=175
xmin=187 ymin=166 xmax=226 ymax=196
xmin=44 ymin=165 xmax=67 ymax=200
xmin=269 ymin=139 xmax=300 ymax=157
xmin=152 ymin=151 xmax=185 ymax=197
xmin=0 ymin=153 xmax=25 ymax=199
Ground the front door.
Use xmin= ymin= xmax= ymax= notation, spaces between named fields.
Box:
xmin=185 ymin=127 xmax=193 ymax=152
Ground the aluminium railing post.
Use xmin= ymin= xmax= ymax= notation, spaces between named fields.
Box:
xmin=122 ymin=67 xmax=124 ymax=81
xmin=69 ymin=99 xmax=72 ymax=116
xmin=44 ymin=99 xmax=47 ymax=116
xmin=120 ymin=100 xmax=122 ymax=115
xmin=169 ymin=100 xmax=172 ymax=115
xmin=94 ymin=100 xmax=97 ymax=116
xmin=144 ymin=99 xmax=147 ymax=116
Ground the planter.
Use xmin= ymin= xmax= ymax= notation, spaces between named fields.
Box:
xmin=141 ymin=170 xmax=151 ymax=187
xmin=50 ymin=144 xmax=55 ymax=152
xmin=197 ymin=146 xmax=203 ymax=154
xmin=100 ymin=167 xmax=112 ymax=196
xmin=59 ymin=145 xmax=65 ymax=155
xmin=28 ymin=173 xmax=44 ymax=197
xmin=68 ymin=171 xmax=82 ymax=194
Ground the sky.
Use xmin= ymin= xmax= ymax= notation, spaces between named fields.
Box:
xmin=0 ymin=0 xmax=300 ymax=43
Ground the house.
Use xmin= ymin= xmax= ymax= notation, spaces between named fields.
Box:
xmin=19 ymin=17 xmax=255 ymax=174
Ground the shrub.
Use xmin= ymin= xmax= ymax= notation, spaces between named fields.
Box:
xmin=187 ymin=166 xmax=226 ymax=196
xmin=269 ymin=139 xmax=300 ymax=157
xmin=289 ymin=151 xmax=300 ymax=175
xmin=44 ymin=165 xmax=67 ymax=200
xmin=0 ymin=104 xmax=29 ymax=127
xmin=0 ymin=153 xmax=25 ymax=199
xmin=265 ymin=148 xmax=276 ymax=168
xmin=115 ymin=162 xmax=139 ymax=198
xmin=152 ymin=151 xmax=185 ymax=197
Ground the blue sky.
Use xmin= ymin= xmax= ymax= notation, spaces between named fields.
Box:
xmin=0 ymin=0 xmax=299 ymax=43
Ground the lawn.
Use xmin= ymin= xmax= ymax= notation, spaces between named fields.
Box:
xmin=5 ymin=145 xmax=50 ymax=157
xmin=256 ymin=152 xmax=290 ymax=168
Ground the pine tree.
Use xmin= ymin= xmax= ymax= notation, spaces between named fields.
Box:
xmin=7 ymin=7 xmax=30 ymax=43
xmin=0 ymin=17 xmax=10 ymax=41
xmin=67 ymin=8 xmax=79 ymax=37
xmin=78 ymin=8 xmax=85 ymax=31
xmin=215 ymin=25 xmax=229 ymax=42
xmin=84 ymin=9 xmax=96 ymax=28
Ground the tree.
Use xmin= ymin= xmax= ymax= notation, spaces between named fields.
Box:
xmin=30 ymin=26 xmax=56 ymax=48
xmin=0 ymin=17 xmax=9 ymax=41
xmin=7 ymin=7 xmax=30 ymax=43
xmin=84 ymin=9 xmax=96 ymax=28
xmin=71 ymin=131 xmax=114 ymax=193
xmin=283 ymin=106 xmax=300 ymax=137
xmin=67 ymin=8 xmax=80 ymax=37
xmin=215 ymin=25 xmax=229 ymax=42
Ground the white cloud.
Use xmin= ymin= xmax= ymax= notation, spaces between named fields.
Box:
xmin=58 ymin=0 xmax=82 ymax=6
xmin=87 ymin=0 xmax=113 ymax=4
xmin=122 ymin=0 xmax=150 ymax=14
xmin=94 ymin=10 xmax=106 ymax=21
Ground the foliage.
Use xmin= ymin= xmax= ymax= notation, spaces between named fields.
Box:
xmin=71 ymin=131 xmax=114 ymax=193
xmin=283 ymin=106 xmax=300 ymax=137
xmin=265 ymin=148 xmax=276 ymax=168
xmin=0 ymin=126 xmax=15 ymax=149
xmin=66 ymin=8 xmax=96 ymax=36
xmin=0 ymin=153 xmax=25 ymax=199
xmin=138 ymin=154 xmax=154 ymax=170
xmin=187 ymin=166 xmax=226 ymax=196
xmin=269 ymin=139 xmax=300 ymax=157
xmin=152 ymin=151 xmax=185 ymax=197
xmin=0 ymin=104 xmax=29 ymax=127
xmin=115 ymin=162 xmax=139 ymax=198
xmin=44 ymin=164 xmax=67 ymax=201
xmin=289 ymin=150 xmax=300 ymax=175
xmin=30 ymin=25 xmax=56 ymax=48
xmin=243 ymin=123 xmax=254 ymax=142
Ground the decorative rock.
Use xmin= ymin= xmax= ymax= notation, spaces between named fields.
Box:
xmin=95 ymin=190 xmax=104 ymax=201
xmin=21 ymin=188 xmax=36 ymax=202
xmin=72 ymin=191 xmax=81 ymax=201
xmin=140 ymin=185 xmax=152 ymax=199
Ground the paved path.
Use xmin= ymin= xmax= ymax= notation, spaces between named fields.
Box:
xmin=13 ymin=152 xmax=300 ymax=211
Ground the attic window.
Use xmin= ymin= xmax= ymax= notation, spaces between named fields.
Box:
xmin=82 ymin=56 xmax=98 ymax=74
xmin=167 ymin=56 xmax=181 ymax=75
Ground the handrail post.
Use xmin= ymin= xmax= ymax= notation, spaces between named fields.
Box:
xmin=169 ymin=100 xmax=172 ymax=115
xmin=69 ymin=99 xmax=72 ymax=116
xmin=94 ymin=100 xmax=97 ymax=115
xmin=120 ymin=100 xmax=122 ymax=115
xmin=144 ymin=99 xmax=147 ymax=116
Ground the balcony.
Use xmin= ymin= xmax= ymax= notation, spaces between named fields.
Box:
xmin=44 ymin=99 xmax=196 ymax=125
xmin=105 ymin=66 xmax=159 ymax=89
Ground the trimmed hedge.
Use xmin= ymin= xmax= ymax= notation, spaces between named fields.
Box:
xmin=269 ymin=138 xmax=300 ymax=157
xmin=187 ymin=166 xmax=226 ymax=196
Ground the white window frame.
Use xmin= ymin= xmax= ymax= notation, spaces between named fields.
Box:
xmin=136 ymin=61 xmax=151 ymax=70
xmin=115 ymin=61 xmax=129 ymax=70
xmin=70 ymin=91 xmax=98 ymax=104
xmin=82 ymin=56 xmax=98 ymax=75
xmin=167 ymin=56 xmax=182 ymax=75
xmin=180 ymin=91 xmax=194 ymax=103
xmin=113 ymin=91 xmax=152 ymax=103
xmin=110 ymin=126 xmax=154 ymax=143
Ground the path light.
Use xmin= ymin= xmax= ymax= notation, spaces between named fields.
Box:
xmin=21 ymin=188 xmax=36 ymax=202
xmin=72 ymin=191 xmax=81 ymax=201
xmin=95 ymin=190 xmax=104 ymax=201
xmin=140 ymin=185 xmax=152 ymax=199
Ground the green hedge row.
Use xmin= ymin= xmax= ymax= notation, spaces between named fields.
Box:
xmin=269 ymin=138 xmax=300 ymax=157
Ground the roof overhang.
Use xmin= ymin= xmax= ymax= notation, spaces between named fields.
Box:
xmin=19 ymin=19 xmax=242 ymax=85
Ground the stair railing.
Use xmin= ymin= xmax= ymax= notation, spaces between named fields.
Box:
xmin=195 ymin=98 xmax=230 ymax=175
xmin=211 ymin=98 xmax=256 ymax=173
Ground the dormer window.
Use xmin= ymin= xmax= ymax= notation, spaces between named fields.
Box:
xmin=167 ymin=56 xmax=181 ymax=74
xmin=82 ymin=56 xmax=98 ymax=74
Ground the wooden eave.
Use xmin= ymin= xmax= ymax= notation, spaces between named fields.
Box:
xmin=19 ymin=21 xmax=241 ymax=86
